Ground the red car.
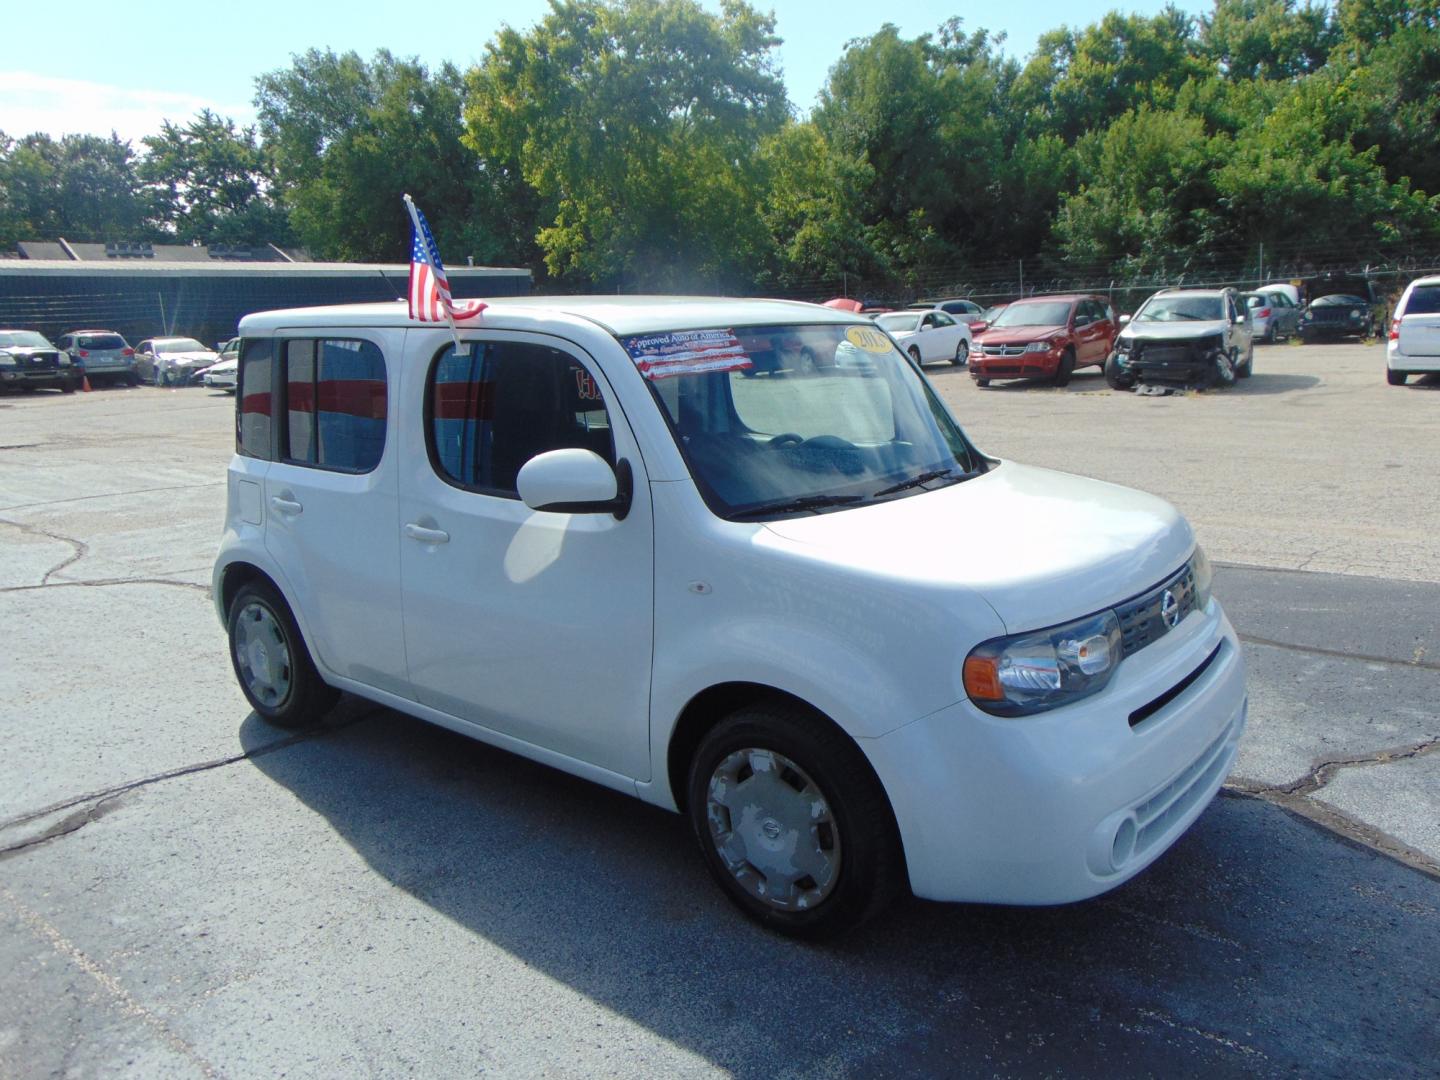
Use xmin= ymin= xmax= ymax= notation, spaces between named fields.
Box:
xmin=970 ymin=294 xmax=1119 ymax=387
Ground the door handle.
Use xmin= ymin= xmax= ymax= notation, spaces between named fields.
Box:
xmin=270 ymin=496 xmax=303 ymax=515
xmin=404 ymin=523 xmax=450 ymax=545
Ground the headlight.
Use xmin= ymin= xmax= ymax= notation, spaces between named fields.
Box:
xmin=1023 ymin=341 xmax=1054 ymax=353
xmin=1191 ymin=544 xmax=1213 ymax=612
xmin=964 ymin=610 xmax=1124 ymax=716
xmin=1303 ymin=311 xmax=1313 ymax=321
xmin=58 ymin=355 xmax=71 ymax=366
xmin=0 ymin=353 xmax=15 ymax=367
xmin=1114 ymin=338 xmax=1132 ymax=353
xmin=1351 ymin=309 xmax=1363 ymax=319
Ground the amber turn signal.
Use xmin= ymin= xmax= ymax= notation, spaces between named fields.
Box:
xmin=963 ymin=655 xmax=1004 ymax=701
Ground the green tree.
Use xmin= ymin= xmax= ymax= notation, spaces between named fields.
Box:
xmin=255 ymin=49 xmax=484 ymax=263
xmin=140 ymin=110 xmax=289 ymax=246
xmin=463 ymin=0 xmax=788 ymax=291
xmin=0 ymin=132 xmax=148 ymax=244
xmin=1198 ymin=0 xmax=1336 ymax=81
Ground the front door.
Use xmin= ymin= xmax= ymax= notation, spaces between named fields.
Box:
xmin=397 ymin=330 xmax=655 ymax=781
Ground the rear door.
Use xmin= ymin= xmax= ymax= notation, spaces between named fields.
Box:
xmin=1398 ymin=284 xmax=1440 ymax=356
xmin=261 ymin=329 xmax=409 ymax=697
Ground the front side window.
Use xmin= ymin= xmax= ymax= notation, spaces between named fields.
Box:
xmin=428 ymin=341 xmax=615 ymax=496
xmin=281 ymin=339 xmax=387 ymax=473
xmin=237 ymin=338 xmax=273 ymax=459
xmin=632 ymin=323 xmax=984 ymax=520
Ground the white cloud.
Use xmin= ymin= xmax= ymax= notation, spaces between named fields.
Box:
xmin=0 ymin=72 xmax=255 ymax=146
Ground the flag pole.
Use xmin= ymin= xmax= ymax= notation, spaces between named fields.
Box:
xmin=402 ymin=193 xmax=464 ymax=354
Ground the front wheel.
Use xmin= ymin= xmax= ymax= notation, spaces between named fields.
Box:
xmin=952 ymin=339 xmax=969 ymax=366
xmin=1237 ymin=347 xmax=1254 ymax=378
xmin=687 ymin=704 xmax=904 ymax=939
xmin=1053 ymin=348 xmax=1075 ymax=387
xmin=1104 ymin=354 xmax=1135 ymax=390
xmin=908 ymin=346 xmax=923 ymax=367
xmin=227 ymin=580 xmax=339 ymax=727
xmin=974 ymin=376 xmax=990 ymax=387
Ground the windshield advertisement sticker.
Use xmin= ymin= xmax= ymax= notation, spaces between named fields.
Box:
xmin=623 ymin=329 xmax=752 ymax=380
xmin=845 ymin=325 xmax=891 ymax=353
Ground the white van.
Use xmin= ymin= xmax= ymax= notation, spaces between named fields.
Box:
xmin=1386 ymin=274 xmax=1440 ymax=385
xmin=214 ymin=297 xmax=1247 ymax=937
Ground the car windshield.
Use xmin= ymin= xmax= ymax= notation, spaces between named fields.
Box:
xmin=155 ymin=338 xmax=207 ymax=353
xmin=0 ymin=331 xmax=54 ymax=348
xmin=982 ymin=305 xmax=1007 ymax=321
xmin=77 ymin=333 xmax=127 ymax=349
xmin=1136 ymin=295 xmax=1224 ymax=321
xmin=1405 ymin=285 xmax=1440 ymax=315
xmin=628 ymin=322 xmax=984 ymax=520
xmin=989 ymin=301 xmax=1072 ymax=327
xmin=875 ymin=312 xmax=921 ymax=333
xmin=1312 ymin=294 xmax=1367 ymax=307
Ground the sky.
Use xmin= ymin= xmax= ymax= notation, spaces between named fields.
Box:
xmin=1 ymin=0 xmax=1204 ymax=145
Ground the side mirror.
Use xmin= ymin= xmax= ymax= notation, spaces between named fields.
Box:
xmin=1234 ymin=314 xmax=1246 ymax=325
xmin=1118 ymin=314 xmax=1132 ymax=325
xmin=517 ymin=448 xmax=632 ymax=520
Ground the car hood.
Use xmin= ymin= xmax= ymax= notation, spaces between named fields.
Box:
xmin=160 ymin=351 xmax=220 ymax=366
xmin=1120 ymin=321 xmax=1227 ymax=343
xmin=976 ymin=324 xmax=1067 ymax=345
xmin=763 ymin=461 xmax=1194 ymax=632
xmin=207 ymin=358 xmax=238 ymax=373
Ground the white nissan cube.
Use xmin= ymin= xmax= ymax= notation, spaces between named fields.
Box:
xmin=215 ymin=297 xmax=1247 ymax=938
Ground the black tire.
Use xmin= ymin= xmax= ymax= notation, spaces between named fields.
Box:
xmin=908 ymin=346 xmax=923 ymax=367
xmin=227 ymin=580 xmax=340 ymax=728
xmin=1238 ymin=347 xmax=1253 ymax=378
xmin=1053 ymin=348 xmax=1075 ymax=387
xmin=974 ymin=377 xmax=990 ymax=387
xmin=1387 ymin=368 xmax=1408 ymax=386
xmin=1104 ymin=354 xmax=1135 ymax=391
xmin=686 ymin=703 xmax=905 ymax=940
xmin=60 ymin=379 xmax=76 ymax=394
xmin=1263 ymin=323 xmax=1276 ymax=345
xmin=952 ymin=339 xmax=969 ymax=367
xmin=126 ymin=373 xmax=140 ymax=387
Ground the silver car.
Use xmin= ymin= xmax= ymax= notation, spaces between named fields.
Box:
xmin=135 ymin=337 xmax=221 ymax=386
xmin=1107 ymin=288 xmax=1254 ymax=390
xmin=1242 ymin=291 xmax=1301 ymax=344
xmin=57 ymin=330 xmax=138 ymax=385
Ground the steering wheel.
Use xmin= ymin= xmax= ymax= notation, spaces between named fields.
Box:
xmin=769 ymin=432 xmax=805 ymax=449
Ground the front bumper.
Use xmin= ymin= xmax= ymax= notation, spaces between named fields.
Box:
xmin=862 ymin=599 xmax=1246 ymax=904
xmin=971 ymin=348 xmax=1060 ymax=379
xmin=0 ymin=367 xmax=72 ymax=385
xmin=1111 ymin=340 xmax=1220 ymax=383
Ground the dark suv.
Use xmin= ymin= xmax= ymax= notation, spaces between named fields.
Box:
xmin=1300 ymin=279 xmax=1381 ymax=342
xmin=0 ymin=329 xmax=78 ymax=392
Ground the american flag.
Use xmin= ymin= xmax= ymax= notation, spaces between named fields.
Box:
xmin=405 ymin=196 xmax=487 ymax=323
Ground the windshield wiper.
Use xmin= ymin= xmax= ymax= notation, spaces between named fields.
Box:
xmin=872 ymin=468 xmax=958 ymax=498
xmin=730 ymin=494 xmax=865 ymax=519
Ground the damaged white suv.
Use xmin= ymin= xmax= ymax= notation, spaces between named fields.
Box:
xmin=214 ymin=296 xmax=1247 ymax=937
xmin=1107 ymin=288 xmax=1254 ymax=391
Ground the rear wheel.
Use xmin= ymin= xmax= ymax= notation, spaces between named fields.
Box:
xmin=60 ymin=379 xmax=76 ymax=394
xmin=227 ymin=580 xmax=339 ymax=728
xmin=974 ymin=377 xmax=990 ymax=387
xmin=952 ymin=339 xmax=969 ymax=366
xmin=687 ymin=704 xmax=904 ymax=939
xmin=1053 ymin=348 xmax=1076 ymax=387
xmin=1387 ymin=368 xmax=1409 ymax=386
xmin=1238 ymin=346 xmax=1254 ymax=378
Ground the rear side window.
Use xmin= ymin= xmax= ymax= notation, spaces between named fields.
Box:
xmin=1403 ymin=286 xmax=1440 ymax=316
xmin=427 ymin=341 xmax=614 ymax=497
xmin=237 ymin=338 xmax=274 ymax=459
xmin=281 ymin=339 xmax=387 ymax=473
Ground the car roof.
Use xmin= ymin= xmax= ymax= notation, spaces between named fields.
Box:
xmin=1004 ymin=294 xmax=1093 ymax=304
xmin=1405 ymin=275 xmax=1440 ymax=288
xmin=1154 ymin=288 xmax=1226 ymax=297
xmin=238 ymin=296 xmax=868 ymax=337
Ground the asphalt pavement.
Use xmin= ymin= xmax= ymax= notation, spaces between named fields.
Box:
xmin=1 ymin=346 xmax=1437 ymax=1078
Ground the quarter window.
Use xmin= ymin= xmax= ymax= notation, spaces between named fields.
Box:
xmin=428 ymin=341 xmax=614 ymax=496
xmin=281 ymin=339 xmax=387 ymax=473
xmin=237 ymin=338 xmax=274 ymax=460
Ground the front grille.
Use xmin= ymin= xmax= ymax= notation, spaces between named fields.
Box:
xmin=1133 ymin=343 xmax=1198 ymax=366
xmin=979 ymin=344 xmax=1026 ymax=357
xmin=1115 ymin=564 xmax=1198 ymax=657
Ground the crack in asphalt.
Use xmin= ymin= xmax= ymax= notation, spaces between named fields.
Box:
xmin=1231 ymin=734 xmax=1440 ymax=800
xmin=0 ymin=576 xmax=211 ymax=596
xmin=0 ymin=516 xmax=89 ymax=584
xmin=0 ymin=711 xmax=377 ymax=853
xmin=1237 ymin=632 xmax=1440 ymax=672
xmin=0 ymin=479 xmax=224 ymax=513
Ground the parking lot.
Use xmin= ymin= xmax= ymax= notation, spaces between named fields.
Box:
xmin=2 ymin=340 xmax=1437 ymax=1078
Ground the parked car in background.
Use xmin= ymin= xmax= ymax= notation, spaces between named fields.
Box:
xmin=0 ymin=329 xmax=77 ymax=392
xmin=977 ymin=304 xmax=1008 ymax=332
xmin=57 ymin=330 xmax=137 ymax=385
xmin=909 ymin=297 xmax=989 ymax=333
xmin=1300 ymin=293 xmax=1377 ymax=342
xmin=970 ymin=295 xmax=1117 ymax=387
xmin=203 ymin=337 xmax=240 ymax=392
xmin=135 ymin=337 xmax=221 ymax=386
xmin=1386 ymin=274 xmax=1440 ymax=386
xmin=875 ymin=309 xmax=973 ymax=366
xmin=1106 ymin=289 xmax=1253 ymax=390
xmin=1242 ymin=291 xmax=1301 ymax=344
xmin=215 ymin=296 xmax=1245 ymax=938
